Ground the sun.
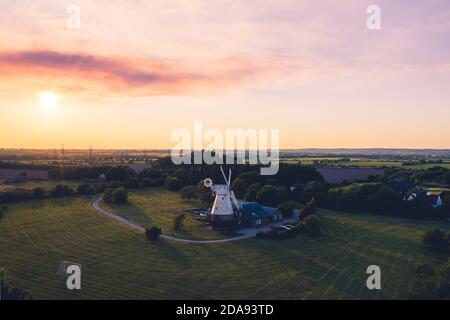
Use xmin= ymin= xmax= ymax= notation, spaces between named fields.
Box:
xmin=39 ymin=91 xmax=59 ymax=109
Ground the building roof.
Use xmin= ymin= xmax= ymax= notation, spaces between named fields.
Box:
xmin=241 ymin=202 xmax=276 ymax=220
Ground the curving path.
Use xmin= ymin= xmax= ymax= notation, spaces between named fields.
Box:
xmin=92 ymin=198 xmax=299 ymax=244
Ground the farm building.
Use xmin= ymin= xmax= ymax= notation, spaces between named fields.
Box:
xmin=404 ymin=188 xmax=444 ymax=209
xmin=240 ymin=202 xmax=282 ymax=227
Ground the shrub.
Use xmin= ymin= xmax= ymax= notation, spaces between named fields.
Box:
xmin=0 ymin=268 xmax=32 ymax=300
xmin=145 ymin=227 xmax=162 ymax=241
xmin=113 ymin=187 xmax=128 ymax=204
xmin=303 ymin=215 xmax=322 ymax=236
xmin=180 ymin=186 xmax=198 ymax=201
xmin=423 ymin=228 xmax=449 ymax=251
xmin=301 ymin=198 xmax=318 ymax=220
xmin=277 ymin=201 xmax=301 ymax=218
xmin=103 ymin=188 xmax=115 ymax=203
xmin=76 ymin=183 xmax=97 ymax=195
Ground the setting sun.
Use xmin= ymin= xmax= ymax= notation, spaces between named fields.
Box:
xmin=39 ymin=91 xmax=59 ymax=109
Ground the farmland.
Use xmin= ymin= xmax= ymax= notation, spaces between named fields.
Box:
xmin=0 ymin=179 xmax=80 ymax=192
xmin=101 ymin=188 xmax=229 ymax=240
xmin=281 ymin=157 xmax=450 ymax=170
xmin=1 ymin=191 xmax=449 ymax=300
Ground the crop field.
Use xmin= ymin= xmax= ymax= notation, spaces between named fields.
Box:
xmin=1 ymin=191 xmax=449 ymax=300
xmin=281 ymin=158 xmax=450 ymax=170
xmin=101 ymin=188 xmax=230 ymax=240
xmin=0 ymin=168 xmax=49 ymax=180
xmin=0 ymin=179 xmax=80 ymax=192
xmin=316 ymin=167 xmax=384 ymax=183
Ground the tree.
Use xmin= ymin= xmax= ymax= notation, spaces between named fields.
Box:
xmin=197 ymin=180 xmax=213 ymax=204
xmin=113 ymin=187 xmax=128 ymax=204
xmin=302 ymin=181 xmax=327 ymax=204
xmin=244 ymin=183 xmax=262 ymax=202
xmin=165 ymin=176 xmax=184 ymax=191
xmin=32 ymin=187 xmax=46 ymax=198
xmin=145 ymin=227 xmax=162 ymax=241
xmin=174 ymin=168 xmax=188 ymax=182
xmin=231 ymin=178 xmax=247 ymax=199
xmin=174 ymin=213 xmax=186 ymax=230
xmin=302 ymin=198 xmax=318 ymax=220
xmin=277 ymin=201 xmax=301 ymax=218
xmin=256 ymin=185 xmax=282 ymax=207
xmin=76 ymin=183 xmax=96 ymax=195
xmin=103 ymin=188 xmax=115 ymax=203
xmin=0 ymin=268 xmax=32 ymax=300
xmin=423 ymin=228 xmax=449 ymax=251
xmin=106 ymin=166 xmax=135 ymax=181
xmin=303 ymin=215 xmax=322 ymax=236
xmin=180 ymin=186 xmax=198 ymax=201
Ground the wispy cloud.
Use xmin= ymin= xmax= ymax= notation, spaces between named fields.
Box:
xmin=0 ymin=50 xmax=273 ymax=97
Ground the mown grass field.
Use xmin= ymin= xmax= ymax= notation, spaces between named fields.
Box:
xmin=101 ymin=188 xmax=230 ymax=240
xmin=0 ymin=193 xmax=449 ymax=300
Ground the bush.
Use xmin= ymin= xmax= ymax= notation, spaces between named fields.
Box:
xmin=277 ymin=201 xmax=301 ymax=218
xmin=103 ymin=188 xmax=115 ymax=203
xmin=303 ymin=215 xmax=322 ymax=236
xmin=77 ymin=183 xmax=97 ymax=195
xmin=174 ymin=213 xmax=186 ymax=230
xmin=51 ymin=185 xmax=73 ymax=197
xmin=301 ymin=198 xmax=318 ymax=220
xmin=423 ymin=228 xmax=449 ymax=251
xmin=113 ymin=187 xmax=128 ymax=204
xmin=180 ymin=186 xmax=198 ymax=201
xmin=145 ymin=227 xmax=162 ymax=241
xmin=0 ymin=268 xmax=32 ymax=300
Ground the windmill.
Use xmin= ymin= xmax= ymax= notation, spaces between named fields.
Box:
xmin=204 ymin=166 xmax=241 ymax=228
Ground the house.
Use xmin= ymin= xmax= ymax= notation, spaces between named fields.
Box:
xmin=240 ymin=202 xmax=282 ymax=227
xmin=404 ymin=188 xmax=444 ymax=209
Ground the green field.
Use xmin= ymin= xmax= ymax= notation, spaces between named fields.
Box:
xmin=0 ymin=193 xmax=449 ymax=299
xmin=281 ymin=157 xmax=450 ymax=170
xmin=101 ymin=188 xmax=230 ymax=240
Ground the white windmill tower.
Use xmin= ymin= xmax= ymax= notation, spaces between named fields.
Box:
xmin=204 ymin=166 xmax=241 ymax=228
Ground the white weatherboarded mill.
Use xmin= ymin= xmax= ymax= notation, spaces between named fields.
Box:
xmin=205 ymin=167 xmax=241 ymax=228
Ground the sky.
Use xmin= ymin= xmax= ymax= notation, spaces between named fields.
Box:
xmin=0 ymin=0 xmax=449 ymax=149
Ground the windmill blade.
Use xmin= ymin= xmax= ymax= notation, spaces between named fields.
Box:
xmin=220 ymin=166 xmax=228 ymax=185
xmin=228 ymin=168 xmax=232 ymax=188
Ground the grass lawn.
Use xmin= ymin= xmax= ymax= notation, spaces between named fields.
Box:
xmin=0 ymin=194 xmax=449 ymax=299
xmin=100 ymin=188 xmax=230 ymax=240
